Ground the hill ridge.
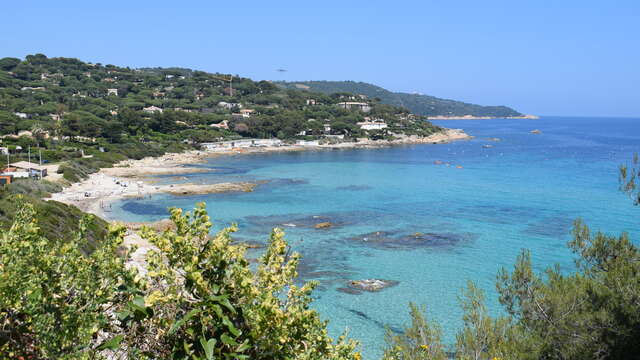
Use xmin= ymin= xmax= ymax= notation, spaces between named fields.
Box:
xmin=277 ymin=80 xmax=524 ymax=118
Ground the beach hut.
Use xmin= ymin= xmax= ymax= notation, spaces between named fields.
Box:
xmin=8 ymin=161 xmax=48 ymax=178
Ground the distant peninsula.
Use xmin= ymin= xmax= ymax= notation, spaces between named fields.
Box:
xmin=277 ymin=80 xmax=533 ymax=119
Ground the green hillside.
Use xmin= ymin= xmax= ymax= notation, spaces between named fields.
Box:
xmin=277 ymin=80 xmax=523 ymax=117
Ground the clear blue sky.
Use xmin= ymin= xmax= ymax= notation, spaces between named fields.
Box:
xmin=2 ymin=1 xmax=639 ymax=117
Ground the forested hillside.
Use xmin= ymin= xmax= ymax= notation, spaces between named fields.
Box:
xmin=277 ymin=80 xmax=523 ymax=117
xmin=0 ymin=54 xmax=439 ymax=151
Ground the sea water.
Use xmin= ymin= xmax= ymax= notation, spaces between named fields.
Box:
xmin=106 ymin=116 xmax=639 ymax=358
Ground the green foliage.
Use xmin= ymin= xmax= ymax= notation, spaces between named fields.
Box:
xmin=4 ymin=179 xmax=62 ymax=198
xmin=0 ymin=184 xmax=108 ymax=250
xmin=0 ymin=200 xmax=137 ymax=359
xmin=455 ymin=282 xmax=524 ymax=360
xmin=0 ymin=201 xmax=360 ymax=359
xmin=0 ymin=54 xmax=444 ymax=148
xmin=619 ymin=153 xmax=640 ymax=205
xmin=382 ymin=303 xmax=448 ymax=360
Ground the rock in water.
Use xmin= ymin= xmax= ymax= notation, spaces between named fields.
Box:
xmin=530 ymin=129 xmax=542 ymax=134
xmin=314 ymin=221 xmax=333 ymax=229
xmin=348 ymin=279 xmax=399 ymax=292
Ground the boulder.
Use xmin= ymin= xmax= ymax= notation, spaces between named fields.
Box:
xmin=314 ymin=221 xmax=332 ymax=229
xmin=348 ymin=279 xmax=399 ymax=292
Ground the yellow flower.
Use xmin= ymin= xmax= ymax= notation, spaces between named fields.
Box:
xmin=420 ymin=344 xmax=429 ymax=351
xmin=492 ymin=357 xmax=502 ymax=360
xmin=354 ymin=353 xmax=362 ymax=360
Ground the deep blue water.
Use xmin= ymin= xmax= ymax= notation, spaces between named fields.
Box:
xmin=107 ymin=116 xmax=640 ymax=358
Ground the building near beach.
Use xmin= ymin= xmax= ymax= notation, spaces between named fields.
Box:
xmin=295 ymin=140 xmax=320 ymax=146
xmin=7 ymin=161 xmax=48 ymax=178
xmin=357 ymin=121 xmax=388 ymax=130
xmin=200 ymin=138 xmax=283 ymax=150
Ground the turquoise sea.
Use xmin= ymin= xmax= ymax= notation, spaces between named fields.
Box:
xmin=106 ymin=116 xmax=639 ymax=358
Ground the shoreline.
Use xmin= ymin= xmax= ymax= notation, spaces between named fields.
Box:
xmin=428 ymin=115 xmax=539 ymax=120
xmin=48 ymin=128 xmax=472 ymax=220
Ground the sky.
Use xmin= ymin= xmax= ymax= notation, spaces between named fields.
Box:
xmin=2 ymin=0 xmax=639 ymax=117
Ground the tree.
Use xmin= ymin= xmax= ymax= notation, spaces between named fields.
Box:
xmin=0 ymin=111 xmax=18 ymax=134
xmin=0 ymin=57 xmax=20 ymax=71
xmin=382 ymin=303 xmax=448 ymax=360
xmin=619 ymin=153 xmax=640 ymax=205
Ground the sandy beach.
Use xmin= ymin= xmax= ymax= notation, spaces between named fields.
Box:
xmin=49 ymin=128 xmax=472 ymax=219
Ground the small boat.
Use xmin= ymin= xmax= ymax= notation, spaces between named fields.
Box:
xmin=482 ymin=144 xmax=493 ymax=148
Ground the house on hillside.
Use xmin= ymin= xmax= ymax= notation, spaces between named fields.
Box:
xmin=357 ymin=120 xmax=388 ymax=130
xmin=217 ymin=102 xmax=242 ymax=110
xmin=239 ymin=109 xmax=255 ymax=118
xmin=107 ymin=88 xmax=118 ymax=96
xmin=143 ymin=105 xmax=163 ymax=113
xmin=337 ymin=102 xmax=371 ymax=112
xmin=306 ymin=99 xmax=317 ymax=105
xmin=14 ymin=112 xmax=29 ymax=119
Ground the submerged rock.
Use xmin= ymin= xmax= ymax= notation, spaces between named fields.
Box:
xmin=347 ymin=279 xmax=399 ymax=292
xmin=314 ymin=221 xmax=333 ymax=229
xmin=337 ymin=287 xmax=363 ymax=295
xmin=347 ymin=230 xmax=471 ymax=250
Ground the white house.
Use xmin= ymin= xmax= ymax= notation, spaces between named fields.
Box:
xmin=239 ymin=109 xmax=255 ymax=117
xmin=337 ymin=102 xmax=371 ymax=112
xmin=143 ymin=106 xmax=163 ymax=113
xmin=107 ymin=88 xmax=118 ymax=96
xmin=357 ymin=121 xmax=388 ymax=130
xmin=200 ymin=139 xmax=283 ymax=150
xmin=217 ymin=101 xmax=242 ymax=110
xmin=14 ymin=112 xmax=28 ymax=119
xmin=296 ymin=140 xmax=320 ymax=146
